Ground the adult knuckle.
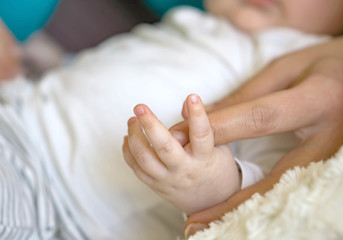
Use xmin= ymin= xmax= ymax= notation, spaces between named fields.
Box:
xmin=210 ymin=121 xmax=225 ymax=143
xmin=328 ymin=78 xmax=343 ymax=97
xmin=245 ymin=105 xmax=277 ymax=132
xmin=269 ymin=56 xmax=290 ymax=73
xmin=263 ymin=56 xmax=296 ymax=84
xmin=268 ymin=57 xmax=283 ymax=70
xmin=312 ymin=58 xmax=343 ymax=78
xmin=315 ymin=57 xmax=343 ymax=69
xmin=324 ymin=81 xmax=343 ymax=114
xmin=308 ymin=62 xmax=343 ymax=113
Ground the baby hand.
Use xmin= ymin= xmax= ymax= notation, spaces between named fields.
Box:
xmin=123 ymin=94 xmax=241 ymax=215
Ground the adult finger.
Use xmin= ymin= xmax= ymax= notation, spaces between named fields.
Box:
xmin=175 ymin=43 xmax=340 ymax=136
xmin=133 ymin=104 xmax=186 ymax=169
xmin=207 ymin=37 xmax=343 ymax=112
xmin=206 ymin=56 xmax=306 ymax=112
xmin=184 ymin=133 xmax=342 ymax=239
xmin=174 ymin=56 xmax=343 ymax=146
xmin=208 ymin=71 xmax=343 ymax=145
xmin=186 ymin=94 xmax=214 ymax=159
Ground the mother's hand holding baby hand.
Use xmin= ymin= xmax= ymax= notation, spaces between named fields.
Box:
xmin=123 ymin=95 xmax=241 ymax=216
xmin=182 ymin=37 xmax=343 ymax=238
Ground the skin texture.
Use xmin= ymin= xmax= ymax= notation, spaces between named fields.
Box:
xmin=206 ymin=0 xmax=343 ymax=35
xmin=123 ymin=1 xmax=343 ymax=238
xmin=1 ymin=0 xmax=342 ymax=238
xmin=123 ymin=95 xmax=241 ymax=215
xmin=0 ymin=20 xmax=22 ymax=80
xmin=180 ymin=36 xmax=343 ymax=238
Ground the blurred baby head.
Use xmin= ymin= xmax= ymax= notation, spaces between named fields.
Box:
xmin=206 ymin=0 xmax=343 ymax=35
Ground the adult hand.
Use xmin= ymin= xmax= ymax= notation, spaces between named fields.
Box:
xmin=0 ymin=19 xmax=22 ymax=80
xmin=178 ymin=36 xmax=343 ymax=239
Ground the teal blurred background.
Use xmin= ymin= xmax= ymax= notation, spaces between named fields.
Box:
xmin=0 ymin=0 xmax=204 ymax=50
xmin=0 ymin=0 xmax=59 ymax=41
xmin=0 ymin=0 xmax=204 ymax=77
xmin=143 ymin=0 xmax=203 ymax=16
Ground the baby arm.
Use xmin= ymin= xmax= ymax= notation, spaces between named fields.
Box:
xmin=123 ymin=94 xmax=241 ymax=215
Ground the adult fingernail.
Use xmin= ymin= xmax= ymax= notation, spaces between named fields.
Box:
xmin=184 ymin=223 xmax=208 ymax=240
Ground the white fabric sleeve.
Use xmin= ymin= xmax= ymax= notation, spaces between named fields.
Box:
xmin=235 ymin=157 xmax=265 ymax=189
xmin=181 ymin=157 xmax=265 ymax=221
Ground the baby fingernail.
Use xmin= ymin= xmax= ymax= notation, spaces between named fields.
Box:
xmin=127 ymin=117 xmax=136 ymax=126
xmin=134 ymin=105 xmax=146 ymax=116
xmin=189 ymin=94 xmax=199 ymax=104
xmin=184 ymin=223 xmax=208 ymax=239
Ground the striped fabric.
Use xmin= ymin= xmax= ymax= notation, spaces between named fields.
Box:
xmin=0 ymin=104 xmax=85 ymax=239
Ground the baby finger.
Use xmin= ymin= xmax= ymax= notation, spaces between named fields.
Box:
xmin=123 ymin=136 xmax=154 ymax=184
xmin=127 ymin=117 xmax=168 ymax=179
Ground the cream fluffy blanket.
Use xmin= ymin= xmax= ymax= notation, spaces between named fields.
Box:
xmin=190 ymin=146 xmax=343 ymax=240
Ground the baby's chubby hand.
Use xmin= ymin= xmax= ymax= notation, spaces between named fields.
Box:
xmin=122 ymin=94 xmax=241 ymax=215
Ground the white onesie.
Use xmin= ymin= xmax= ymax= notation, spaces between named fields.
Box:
xmin=2 ymin=7 xmax=328 ymax=240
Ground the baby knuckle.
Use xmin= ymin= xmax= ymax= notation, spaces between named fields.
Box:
xmin=130 ymin=161 xmax=145 ymax=179
xmin=124 ymin=156 xmax=134 ymax=169
xmin=193 ymin=129 xmax=211 ymax=142
xmin=135 ymin=170 xmax=151 ymax=185
xmin=132 ymin=148 xmax=148 ymax=162
xmin=131 ymin=162 xmax=140 ymax=173
xmin=154 ymin=186 xmax=170 ymax=197
xmin=157 ymin=140 xmax=174 ymax=155
xmin=142 ymin=118 xmax=156 ymax=131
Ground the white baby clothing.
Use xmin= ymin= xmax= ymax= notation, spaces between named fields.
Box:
xmin=0 ymin=7 xmax=329 ymax=240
